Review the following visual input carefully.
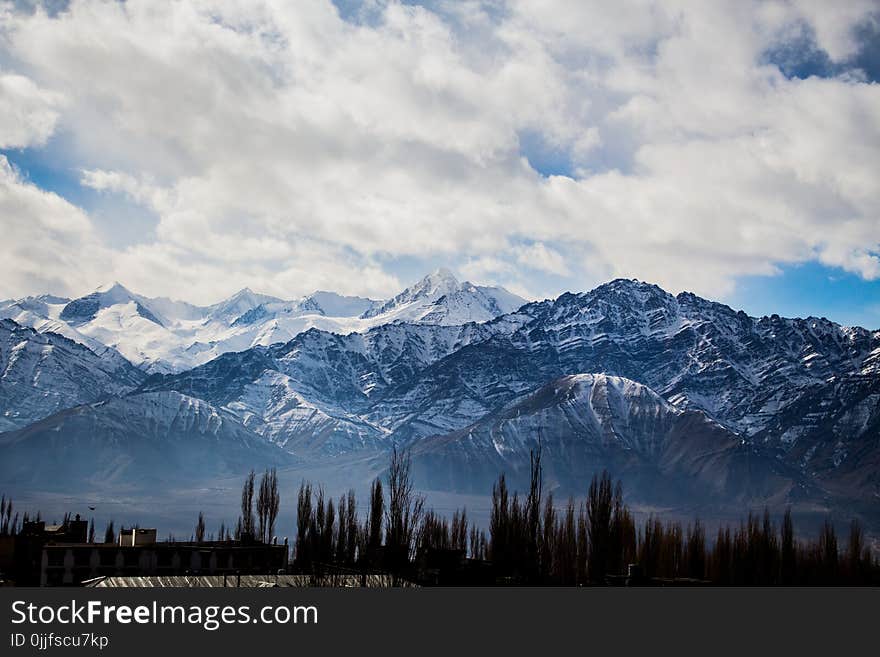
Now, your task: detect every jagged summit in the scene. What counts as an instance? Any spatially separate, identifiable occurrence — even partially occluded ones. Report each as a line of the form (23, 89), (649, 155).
(361, 268), (463, 319)
(60, 282), (164, 327)
(94, 281), (131, 294)
(588, 278), (675, 304)
(207, 287), (283, 321)
(423, 267), (459, 286)
(0, 270), (524, 372)
(361, 269), (525, 325)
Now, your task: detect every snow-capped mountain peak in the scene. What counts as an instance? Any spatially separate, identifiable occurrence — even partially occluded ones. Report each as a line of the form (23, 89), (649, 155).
(207, 288), (283, 322)
(60, 282), (165, 327)
(361, 268), (461, 318)
(0, 270), (525, 372)
(361, 269), (526, 325)
(95, 281), (129, 295)
(3, 274), (878, 513)
(418, 267), (460, 294)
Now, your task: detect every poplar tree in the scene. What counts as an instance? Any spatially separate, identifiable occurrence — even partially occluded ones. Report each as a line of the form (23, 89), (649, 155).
(364, 478), (384, 568)
(385, 448), (424, 576)
(240, 470), (256, 539)
(587, 471), (613, 583)
(780, 508), (796, 584)
(257, 468), (280, 544)
(195, 512), (206, 543)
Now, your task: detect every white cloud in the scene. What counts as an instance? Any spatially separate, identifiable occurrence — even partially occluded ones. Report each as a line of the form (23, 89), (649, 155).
(0, 72), (63, 148)
(0, 0), (877, 304)
(0, 155), (111, 298)
(511, 242), (570, 277)
(790, 0), (878, 61)
(80, 168), (168, 208)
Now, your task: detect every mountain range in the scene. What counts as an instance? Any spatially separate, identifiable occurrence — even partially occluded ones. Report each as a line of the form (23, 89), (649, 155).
(0, 269), (524, 373)
(0, 270), (877, 521)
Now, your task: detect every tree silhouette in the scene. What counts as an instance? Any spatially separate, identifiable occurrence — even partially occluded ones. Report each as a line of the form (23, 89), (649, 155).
(240, 469), (256, 540)
(257, 468), (280, 544)
(385, 448), (425, 577)
(195, 511), (206, 543)
(780, 508), (796, 584)
(587, 470), (614, 583)
(103, 520), (115, 544)
(363, 478), (384, 569)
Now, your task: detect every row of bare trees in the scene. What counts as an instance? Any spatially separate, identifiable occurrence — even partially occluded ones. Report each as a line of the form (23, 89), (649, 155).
(230, 467), (281, 544)
(487, 455), (639, 584)
(488, 454), (878, 585)
(183, 467), (281, 545)
(4, 447), (878, 585)
(292, 448), (427, 577)
(281, 447), (879, 585)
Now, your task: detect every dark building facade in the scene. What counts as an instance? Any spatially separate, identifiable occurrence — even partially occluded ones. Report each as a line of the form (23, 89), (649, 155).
(1, 515), (288, 586)
(40, 540), (289, 586)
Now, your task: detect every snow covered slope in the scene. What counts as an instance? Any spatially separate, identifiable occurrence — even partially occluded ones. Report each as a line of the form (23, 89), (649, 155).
(2, 275), (876, 511)
(409, 374), (809, 503)
(0, 318), (144, 432)
(0, 391), (291, 489)
(374, 279), (880, 442)
(362, 268), (525, 325)
(138, 278), (878, 488)
(0, 271), (524, 373)
(139, 322), (490, 455)
(753, 374), (880, 500)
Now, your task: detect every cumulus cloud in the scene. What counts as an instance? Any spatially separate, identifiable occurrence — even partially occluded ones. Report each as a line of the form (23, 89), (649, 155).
(0, 71), (63, 148)
(511, 243), (570, 277)
(0, 155), (110, 298)
(0, 0), (877, 304)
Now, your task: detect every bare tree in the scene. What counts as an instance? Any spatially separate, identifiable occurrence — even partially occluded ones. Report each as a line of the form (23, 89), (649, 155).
(540, 492), (556, 582)
(294, 481), (313, 569)
(469, 523), (486, 560)
(240, 470), (256, 540)
(587, 470), (613, 583)
(385, 447), (425, 577)
(556, 498), (577, 585)
(781, 507), (796, 584)
(0, 496), (10, 535)
(257, 468), (280, 544)
(819, 519), (839, 583)
(363, 478), (384, 568)
(344, 489), (359, 565)
(336, 489), (359, 566)
(524, 447), (543, 581)
(195, 511), (206, 543)
(489, 474), (510, 570)
(451, 508), (468, 552)
(846, 520), (865, 584)
(685, 519), (706, 580)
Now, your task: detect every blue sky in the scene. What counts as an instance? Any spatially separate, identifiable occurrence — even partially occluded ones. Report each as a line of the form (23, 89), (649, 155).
(728, 264), (880, 329)
(0, 1), (878, 329)
(1, 139), (159, 248)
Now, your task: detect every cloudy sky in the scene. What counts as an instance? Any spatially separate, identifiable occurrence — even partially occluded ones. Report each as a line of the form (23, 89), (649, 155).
(1, 0), (878, 327)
